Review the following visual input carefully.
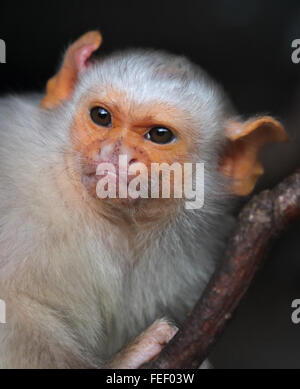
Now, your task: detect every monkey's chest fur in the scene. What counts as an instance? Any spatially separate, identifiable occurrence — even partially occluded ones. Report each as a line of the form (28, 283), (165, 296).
(1, 203), (226, 362)
(44, 211), (227, 360)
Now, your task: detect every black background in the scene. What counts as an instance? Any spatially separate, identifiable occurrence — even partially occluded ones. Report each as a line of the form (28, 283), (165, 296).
(1, 0), (300, 368)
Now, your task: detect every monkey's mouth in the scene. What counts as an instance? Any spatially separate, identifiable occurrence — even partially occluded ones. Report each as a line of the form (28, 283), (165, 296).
(81, 167), (146, 204)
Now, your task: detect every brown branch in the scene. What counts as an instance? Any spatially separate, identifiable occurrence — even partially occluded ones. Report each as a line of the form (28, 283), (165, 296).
(140, 169), (300, 369)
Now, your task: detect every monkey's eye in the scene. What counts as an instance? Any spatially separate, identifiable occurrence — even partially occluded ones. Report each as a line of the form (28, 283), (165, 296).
(90, 106), (112, 127)
(145, 127), (175, 144)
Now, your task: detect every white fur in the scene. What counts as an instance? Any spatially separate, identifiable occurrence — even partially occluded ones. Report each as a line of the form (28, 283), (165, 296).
(0, 50), (235, 368)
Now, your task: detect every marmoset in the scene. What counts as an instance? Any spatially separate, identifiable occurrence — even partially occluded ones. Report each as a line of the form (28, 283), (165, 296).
(0, 31), (288, 368)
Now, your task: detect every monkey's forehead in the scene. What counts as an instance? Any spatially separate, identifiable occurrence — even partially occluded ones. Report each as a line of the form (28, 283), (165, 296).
(75, 49), (228, 117)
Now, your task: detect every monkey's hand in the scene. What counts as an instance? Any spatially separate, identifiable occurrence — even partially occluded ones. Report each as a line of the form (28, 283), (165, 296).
(106, 319), (177, 369)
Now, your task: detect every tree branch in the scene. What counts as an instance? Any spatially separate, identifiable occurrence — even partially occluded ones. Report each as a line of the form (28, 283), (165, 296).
(140, 169), (300, 369)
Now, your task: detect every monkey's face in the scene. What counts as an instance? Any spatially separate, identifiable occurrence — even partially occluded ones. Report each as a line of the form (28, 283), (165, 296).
(41, 31), (288, 206)
(70, 90), (197, 207)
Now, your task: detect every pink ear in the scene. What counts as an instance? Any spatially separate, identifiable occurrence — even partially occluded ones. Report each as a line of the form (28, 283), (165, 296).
(74, 43), (99, 73)
(41, 31), (102, 109)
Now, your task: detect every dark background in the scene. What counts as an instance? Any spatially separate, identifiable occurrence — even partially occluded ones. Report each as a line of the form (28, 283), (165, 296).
(1, 0), (300, 368)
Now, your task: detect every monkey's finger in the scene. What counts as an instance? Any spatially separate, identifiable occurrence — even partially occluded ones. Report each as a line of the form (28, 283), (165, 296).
(107, 319), (178, 369)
